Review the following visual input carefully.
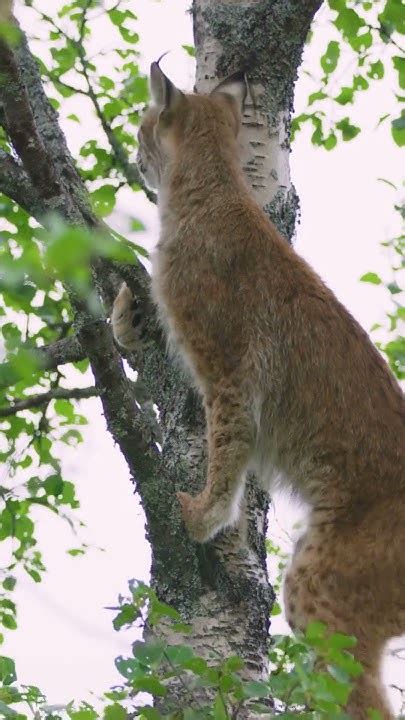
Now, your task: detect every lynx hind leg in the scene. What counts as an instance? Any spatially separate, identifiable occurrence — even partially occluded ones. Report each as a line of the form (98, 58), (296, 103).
(178, 384), (256, 543)
(283, 535), (394, 720)
(111, 283), (141, 350)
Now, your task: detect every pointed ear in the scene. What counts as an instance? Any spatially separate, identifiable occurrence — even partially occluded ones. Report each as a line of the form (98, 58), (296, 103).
(211, 71), (247, 113)
(150, 62), (184, 110)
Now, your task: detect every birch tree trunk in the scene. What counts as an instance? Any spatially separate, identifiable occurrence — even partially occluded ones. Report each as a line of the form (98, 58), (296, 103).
(0, 0), (321, 716)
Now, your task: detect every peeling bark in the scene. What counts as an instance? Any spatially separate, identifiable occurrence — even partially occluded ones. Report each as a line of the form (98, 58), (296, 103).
(193, 0), (321, 240)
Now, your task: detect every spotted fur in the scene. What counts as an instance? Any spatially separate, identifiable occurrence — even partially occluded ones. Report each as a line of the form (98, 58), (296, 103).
(112, 63), (405, 719)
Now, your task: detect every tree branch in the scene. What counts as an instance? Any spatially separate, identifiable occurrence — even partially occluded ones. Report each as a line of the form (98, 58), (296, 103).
(0, 149), (46, 215)
(0, 34), (60, 198)
(0, 335), (87, 390)
(0, 386), (99, 417)
(14, 32), (96, 226)
(34, 335), (87, 370)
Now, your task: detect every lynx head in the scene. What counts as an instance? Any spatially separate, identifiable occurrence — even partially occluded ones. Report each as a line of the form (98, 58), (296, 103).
(136, 62), (247, 191)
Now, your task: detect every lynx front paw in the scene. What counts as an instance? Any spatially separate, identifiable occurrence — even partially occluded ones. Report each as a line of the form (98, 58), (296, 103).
(111, 283), (142, 350)
(176, 491), (226, 543)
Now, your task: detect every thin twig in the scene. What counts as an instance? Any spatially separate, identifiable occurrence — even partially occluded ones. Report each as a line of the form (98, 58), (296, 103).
(0, 386), (100, 417)
(78, 51), (156, 202)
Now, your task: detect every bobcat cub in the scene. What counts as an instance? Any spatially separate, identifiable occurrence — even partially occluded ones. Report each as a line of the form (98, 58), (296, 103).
(112, 63), (405, 720)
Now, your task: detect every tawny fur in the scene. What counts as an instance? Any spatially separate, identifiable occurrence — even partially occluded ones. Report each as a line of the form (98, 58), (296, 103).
(112, 65), (405, 720)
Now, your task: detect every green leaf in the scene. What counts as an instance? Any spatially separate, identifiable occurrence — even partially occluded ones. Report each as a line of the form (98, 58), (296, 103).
(115, 657), (137, 681)
(135, 709), (160, 720)
(305, 621), (327, 643)
(0, 657), (16, 685)
(336, 117), (361, 141)
(164, 644), (194, 666)
(68, 709), (97, 720)
(43, 474), (64, 497)
(132, 641), (165, 666)
(132, 676), (167, 697)
(360, 272), (382, 285)
(125, 76), (148, 104)
(14, 515), (34, 544)
(25, 569), (41, 584)
(182, 44), (196, 57)
(368, 711), (383, 720)
(104, 692), (127, 702)
(0, 686), (21, 704)
(213, 694), (227, 720)
(0, 616), (16, 631)
(108, 8), (137, 26)
(324, 133), (337, 151)
(61, 481), (79, 508)
(2, 578), (16, 592)
(350, 29), (372, 51)
(99, 76), (115, 92)
(393, 56), (405, 89)
(182, 657), (208, 675)
(334, 9), (364, 39)
(379, 0), (405, 35)
(308, 90), (328, 105)
(148, 598), (181, 624)
(368, 61), (384, 80)
(387, 282), (402, 295)
(328, 632), (357, 650)
(223, 655), (244, 672)
(91, 184), (117, 218)
(104, 704), (127, 720)
(335, 87), (354, 105)
(391, 112), (405, 146)
(113, 603), (139, 631)
(118, 27), (139, 44)
(54, 399), (75, 421)
(320, 41), (340, 74)
(353, 75), (369, 91)
(50, 44), (77, 76)
(67, 548), (86, 557)
(383, 337), (405, 379)
(377, 113), (390, 127)
(0, 21), (21, 46)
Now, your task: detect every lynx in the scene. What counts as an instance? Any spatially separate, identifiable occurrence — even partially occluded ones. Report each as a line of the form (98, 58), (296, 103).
(112, 62), (405, 719)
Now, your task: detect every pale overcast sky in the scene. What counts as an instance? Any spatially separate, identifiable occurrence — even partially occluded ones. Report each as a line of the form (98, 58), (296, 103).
(1, 0), (403, 715)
